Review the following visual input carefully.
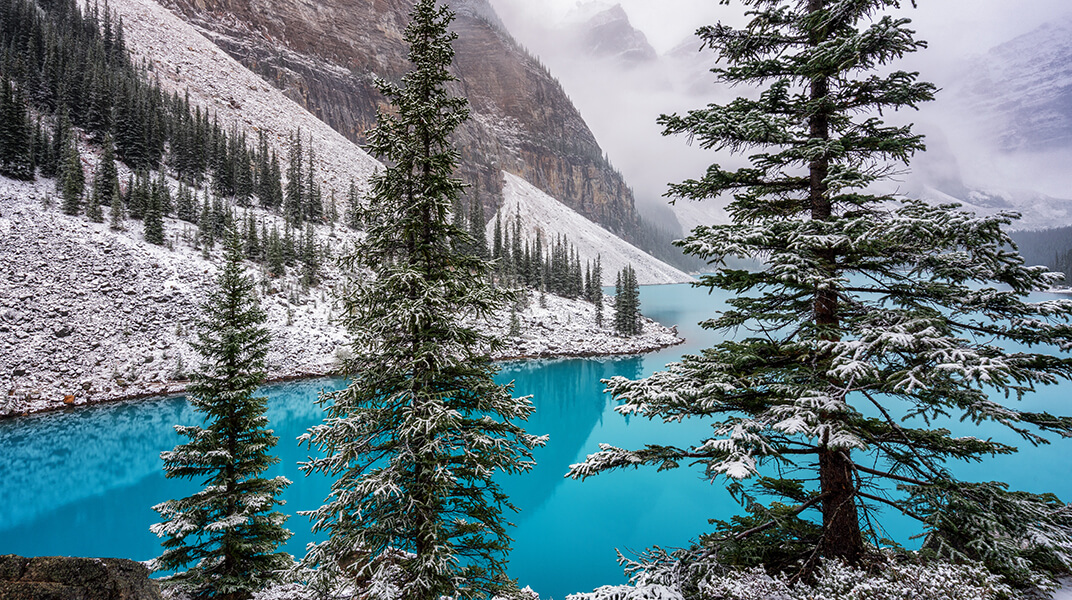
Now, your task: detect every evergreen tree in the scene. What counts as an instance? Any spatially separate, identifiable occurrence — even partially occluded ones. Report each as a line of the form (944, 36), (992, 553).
(568, 0), (1072, 591)
(143, 188), (164, 245)
(91, 135), (119, 208)
(244, 213), (260, 261)
(176, 181), (197, 223)
(303, 144), (322, 222)
(300, 221), (318, 287)
(0, 77), (34, 180)
(266, 224), (283, 277)
(60, 139), (84, 215)
(283, 131), (303, 224)
(612, 265), (640, 336)
(298, 3), (544, 598)
(344, 179), (362, 230)
(108, 187), (124, 230)
(492, 212), (503, 264)
(468, 194), (488, 258)
(591, 255), (604, 326)
(151, 230), (290, 599)
(85, 189), (103, 222)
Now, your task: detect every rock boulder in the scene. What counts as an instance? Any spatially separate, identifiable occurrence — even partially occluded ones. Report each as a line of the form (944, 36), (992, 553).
(0, 555), (161, 600)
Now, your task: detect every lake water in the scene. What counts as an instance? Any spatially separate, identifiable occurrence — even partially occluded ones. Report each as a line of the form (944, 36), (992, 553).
(1, 283), (1070, 599)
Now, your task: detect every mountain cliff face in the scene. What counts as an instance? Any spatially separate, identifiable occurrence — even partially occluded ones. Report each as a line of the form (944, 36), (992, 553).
(157, 0), (640, 235)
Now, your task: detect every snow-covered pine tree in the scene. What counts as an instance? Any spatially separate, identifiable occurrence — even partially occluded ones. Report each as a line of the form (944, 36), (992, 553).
(297, 2), (545, 598)
(144, 190), (164, 245)
(91, 136), (119, 208)
(0, 77), (34, 181)
(151, 229), (290, 600)
(468, 194), (488, 258)
(568, 0), (1072, 590)
(108, 188), (124, 231)
(60, 139), (83, 216)
(284, 131), (303, 224)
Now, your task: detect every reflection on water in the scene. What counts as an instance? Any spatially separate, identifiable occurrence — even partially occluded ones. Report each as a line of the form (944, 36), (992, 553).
(1, 284), (1070, 600)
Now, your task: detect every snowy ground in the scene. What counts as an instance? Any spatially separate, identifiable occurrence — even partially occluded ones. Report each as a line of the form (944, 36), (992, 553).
(0, 178), (682, 418)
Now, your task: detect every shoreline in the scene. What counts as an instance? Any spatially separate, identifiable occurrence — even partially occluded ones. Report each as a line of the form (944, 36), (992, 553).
(0, 335), (686, 422)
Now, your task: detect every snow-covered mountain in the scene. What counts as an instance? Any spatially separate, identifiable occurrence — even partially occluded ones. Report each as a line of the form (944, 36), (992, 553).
(953, 15), (1072, 153)
(563, 3), (657, 65)
(491, 172), (692, 285)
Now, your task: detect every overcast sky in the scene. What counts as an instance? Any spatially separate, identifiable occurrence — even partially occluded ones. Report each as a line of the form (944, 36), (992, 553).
(486, 0), (1072, 225)
(491, 0), (1068, 56)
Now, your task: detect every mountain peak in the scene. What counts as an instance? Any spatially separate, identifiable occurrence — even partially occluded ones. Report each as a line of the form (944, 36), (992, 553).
(566, 2), (656, 64)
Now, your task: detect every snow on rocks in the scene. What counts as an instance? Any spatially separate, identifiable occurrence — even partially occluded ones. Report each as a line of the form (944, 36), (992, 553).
(104, 0), (381, 198)
(492, 172), (694, 286)
(0, 177), (682, 418)
(482, 290), (681, 359)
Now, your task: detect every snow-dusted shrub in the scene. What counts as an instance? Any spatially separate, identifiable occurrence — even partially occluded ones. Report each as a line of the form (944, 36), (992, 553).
(578, 552), (1021, 600)
(797, 559), (1014, 600)
(566, 584), (685, 600)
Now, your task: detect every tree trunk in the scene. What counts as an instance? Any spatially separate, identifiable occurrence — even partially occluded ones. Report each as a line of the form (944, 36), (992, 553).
(808, 0), (863, 564)
(819, 447), (863, 562)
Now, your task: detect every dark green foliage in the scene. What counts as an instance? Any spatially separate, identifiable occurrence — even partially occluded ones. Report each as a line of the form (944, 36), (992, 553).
(344, 180), (361, 229)
(299, 222), (318, 287)
(128, 170), (150, 220)
(283, 132), (302, 224)
(60, 138), (83, 215)
(468, 194), (488, 258)
(0, 77), (34, 180)
(108, 187), (123, 230)
(569, 0), (1072, 591)
(151, 230), (290, 600)
(303, 145), (321, 222)
(613, 264), (640, 336)
(298, 2), (544, 598)
(91, 135), (118, 207)
(143, 186), (164, 245)
(265, 225), (283, 277)
(175, 180), (197, 223)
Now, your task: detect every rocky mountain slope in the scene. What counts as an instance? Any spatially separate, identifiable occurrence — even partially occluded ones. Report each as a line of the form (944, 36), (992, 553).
(0, 177), (681, 418)
(147, 0), (642, 236)
(493, 172), (692, 285)
(111, 0), (381, 200)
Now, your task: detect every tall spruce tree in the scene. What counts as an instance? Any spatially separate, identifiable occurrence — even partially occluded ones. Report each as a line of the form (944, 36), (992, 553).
(60, 139), (84, 216)
(91, 135), (119, 208)
(568, 0), (1072, 591)
(151, 230), (290, 600)
(0, 77), (34, 180)
(297, 2), (544, 598)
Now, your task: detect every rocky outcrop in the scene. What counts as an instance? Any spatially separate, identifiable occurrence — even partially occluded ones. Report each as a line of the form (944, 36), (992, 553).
(0, 555), (161, 600)
(156, 0), (641, 235)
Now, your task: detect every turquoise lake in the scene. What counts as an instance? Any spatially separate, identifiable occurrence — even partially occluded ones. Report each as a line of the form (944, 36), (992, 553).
(1, 283), (1071, 599)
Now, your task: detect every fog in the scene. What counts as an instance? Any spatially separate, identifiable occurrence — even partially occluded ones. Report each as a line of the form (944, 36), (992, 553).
(487, 0), (1072, 230)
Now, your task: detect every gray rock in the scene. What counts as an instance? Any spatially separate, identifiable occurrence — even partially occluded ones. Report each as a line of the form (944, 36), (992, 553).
(0, 555), (161, 600)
